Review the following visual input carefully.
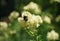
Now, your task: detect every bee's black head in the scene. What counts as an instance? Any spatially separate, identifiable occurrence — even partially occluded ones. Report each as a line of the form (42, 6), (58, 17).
(23, 16), (28, 21)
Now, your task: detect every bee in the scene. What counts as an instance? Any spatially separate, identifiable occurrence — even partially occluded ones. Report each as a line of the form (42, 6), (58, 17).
(23, 16), (28, 21)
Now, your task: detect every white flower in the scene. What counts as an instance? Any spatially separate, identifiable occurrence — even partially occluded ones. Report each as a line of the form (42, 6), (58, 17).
(36, 24), (40, 27)
(18, 11), (31, 27)
(55, 15), (60, 22)
(54, 0), (60, 2)
(0, 22), (8, 30)
(50, 0), (60, 3)
(19, 11), (43, 31)
(29, 15), (43, 28)
(18, 11), (43, 29)
(47, 30), (59, 40)
(9, 11), (19, 21)
(36, 15), (43, 24)
(43, 16), (51, 24)
(23, 2), (41, 14)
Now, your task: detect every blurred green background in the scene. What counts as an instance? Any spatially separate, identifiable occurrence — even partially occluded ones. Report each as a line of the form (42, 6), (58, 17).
(0, 0), (60, 41)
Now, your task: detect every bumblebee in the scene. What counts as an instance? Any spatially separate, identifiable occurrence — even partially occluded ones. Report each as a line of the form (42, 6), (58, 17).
(23, 16), (28, 21)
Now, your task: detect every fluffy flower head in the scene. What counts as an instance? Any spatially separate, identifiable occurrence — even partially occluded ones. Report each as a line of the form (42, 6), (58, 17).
(9, 11), (19, 21)
(43, 16), (51, 24)
(18, 11), (43, 28)
(47, 30), (59, 40)
(23, 2), (41, 14)
(0, 22), (8, 30)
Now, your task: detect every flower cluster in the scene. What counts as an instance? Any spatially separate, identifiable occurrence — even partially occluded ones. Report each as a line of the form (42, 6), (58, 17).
(43, 16), (51, 24)
(55, 15), (60, 22)
(50, 0), (60, 3)
(23, 2), (41, 14)
(0, 1), (60, 41)
(18, 11), (43, 30)
(47, 30), (59, 40)
(0, 22), (8, 31)
(9, 11), (19, 21)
